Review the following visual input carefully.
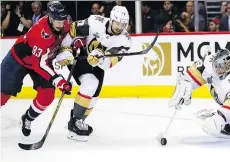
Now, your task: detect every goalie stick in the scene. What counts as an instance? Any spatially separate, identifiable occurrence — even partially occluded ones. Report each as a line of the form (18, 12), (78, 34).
(18, 58), (78, 150)
(78, 31), (159, 59)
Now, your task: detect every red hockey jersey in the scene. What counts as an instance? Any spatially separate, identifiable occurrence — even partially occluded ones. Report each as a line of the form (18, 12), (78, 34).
(11, 16), (71, 81)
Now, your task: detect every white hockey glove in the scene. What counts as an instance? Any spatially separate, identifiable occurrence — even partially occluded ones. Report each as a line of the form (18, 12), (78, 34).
(169, 73), (193, 108)
(56, 51), (74, 66)
(87, 49), (105, 67)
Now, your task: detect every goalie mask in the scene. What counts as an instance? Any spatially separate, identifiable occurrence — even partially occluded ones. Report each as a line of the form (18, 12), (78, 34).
(212, 49), (230, 79)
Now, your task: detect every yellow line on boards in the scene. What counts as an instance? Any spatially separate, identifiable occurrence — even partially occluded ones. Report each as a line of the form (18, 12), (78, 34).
(12, 85), (212, 98)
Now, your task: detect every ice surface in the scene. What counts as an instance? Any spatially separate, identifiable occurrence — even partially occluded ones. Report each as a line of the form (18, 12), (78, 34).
(1, 98), (229, 162)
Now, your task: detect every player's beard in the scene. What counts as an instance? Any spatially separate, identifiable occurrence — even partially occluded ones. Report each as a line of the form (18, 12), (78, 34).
(111, 28), (121, 35)
(51, 26), (64, 35)
(48, 19), (64, 35)
(53, 28), (64, 35)
(111, 24), (122, 35)
(54, 26), (63, 31)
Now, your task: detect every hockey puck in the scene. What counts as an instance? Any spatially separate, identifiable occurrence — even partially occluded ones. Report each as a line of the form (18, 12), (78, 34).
(160, 138), (167, 146)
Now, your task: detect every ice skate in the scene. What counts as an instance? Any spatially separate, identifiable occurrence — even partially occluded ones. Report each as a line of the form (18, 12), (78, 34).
(67, 117), (93, 142)
(19, 114), (31, 137)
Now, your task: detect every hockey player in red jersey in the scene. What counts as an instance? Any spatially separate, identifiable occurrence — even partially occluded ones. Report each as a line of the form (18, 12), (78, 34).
(0, 2), (72, 137)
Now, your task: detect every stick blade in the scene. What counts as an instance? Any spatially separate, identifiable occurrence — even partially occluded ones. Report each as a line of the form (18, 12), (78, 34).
(156, 132), (164, 142)
(18, 141), (44, 150)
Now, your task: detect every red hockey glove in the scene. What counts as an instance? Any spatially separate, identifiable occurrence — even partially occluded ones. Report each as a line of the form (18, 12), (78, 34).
(57, 79), (72, 95)
(51, 75), (72, 95)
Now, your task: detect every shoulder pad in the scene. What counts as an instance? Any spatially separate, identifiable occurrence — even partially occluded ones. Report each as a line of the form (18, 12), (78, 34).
(88, 15), (108, 33)
(91, 15), (106, 24)
(194, 60), (204, 68)
(69, 19), (89, 38)
(194, 59), (205, 74)
(69, 22), (76, 38)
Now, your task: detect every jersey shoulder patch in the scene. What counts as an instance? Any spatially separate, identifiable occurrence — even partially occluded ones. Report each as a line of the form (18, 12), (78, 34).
(88, 15), (108, 34)
(89, 15), (106, 24)
(27, 23), (54, 49)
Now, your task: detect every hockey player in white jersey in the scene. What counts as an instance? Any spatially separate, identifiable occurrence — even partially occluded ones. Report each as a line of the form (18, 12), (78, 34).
(170, 48), (230, 138)
(56, 5), (131, 141)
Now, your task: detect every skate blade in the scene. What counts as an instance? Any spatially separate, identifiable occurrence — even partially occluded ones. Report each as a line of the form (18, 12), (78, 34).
(67, 131), (88, 142)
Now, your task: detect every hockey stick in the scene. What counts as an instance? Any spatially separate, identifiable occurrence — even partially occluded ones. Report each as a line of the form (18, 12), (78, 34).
(156, 106), (181, 145)
(18, 59), (78, 150)
(78, 31), (159, 59)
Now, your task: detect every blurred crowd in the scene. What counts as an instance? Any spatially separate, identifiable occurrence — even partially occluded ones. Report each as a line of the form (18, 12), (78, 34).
(1, 1), (230, 37)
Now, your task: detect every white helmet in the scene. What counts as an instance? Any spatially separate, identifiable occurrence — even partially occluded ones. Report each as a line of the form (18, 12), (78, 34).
(110, 5), (129, 25)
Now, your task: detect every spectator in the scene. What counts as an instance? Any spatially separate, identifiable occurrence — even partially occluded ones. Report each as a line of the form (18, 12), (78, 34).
(185, 1), (206, 31)
(1, 2), (9, 36)
(141, 2), (158, 33)
(91, 3), (101, 15)
(31, 1), (44, 24)
(100, 1), (120, 17)
(1, 1), (32, 36)
(156, 1), (177, 32)
(219, 1), (230, 31)
(208, 17), (220, 32)
(219, 1), (228, 19)
(174, 11), (194, 32)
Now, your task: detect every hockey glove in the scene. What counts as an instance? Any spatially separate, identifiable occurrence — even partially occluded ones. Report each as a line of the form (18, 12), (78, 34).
(56, 49), (75, 67)
(52, 75), (72, 95)
(57, 56), (74, 66)
(56, 45), (75, 66)
(169, 73), (193, 108)
(87, 49), (105, 67)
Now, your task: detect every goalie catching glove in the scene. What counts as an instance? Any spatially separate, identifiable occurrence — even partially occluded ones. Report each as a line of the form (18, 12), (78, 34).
(169, 73), (193, 108)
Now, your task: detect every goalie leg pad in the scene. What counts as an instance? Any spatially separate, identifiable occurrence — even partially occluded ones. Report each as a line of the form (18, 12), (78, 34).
(201, 110), (230, 138)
